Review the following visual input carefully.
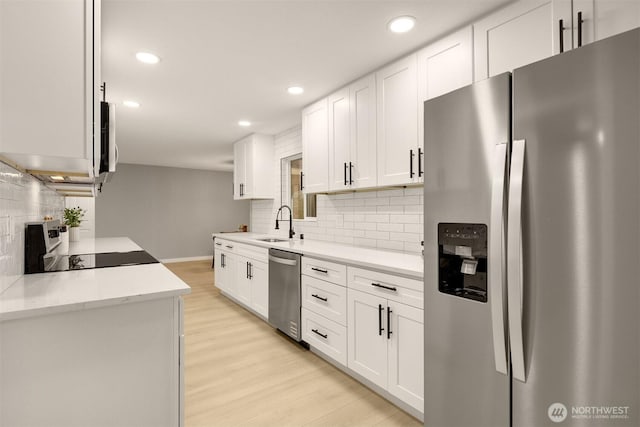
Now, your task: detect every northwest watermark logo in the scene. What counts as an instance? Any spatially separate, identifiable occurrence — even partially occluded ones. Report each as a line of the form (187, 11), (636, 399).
(548, 403), (631, 423)
(548, 403), (568, 423)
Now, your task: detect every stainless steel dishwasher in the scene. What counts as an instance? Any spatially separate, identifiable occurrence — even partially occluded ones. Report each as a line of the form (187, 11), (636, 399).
(268, 248), (302, 341)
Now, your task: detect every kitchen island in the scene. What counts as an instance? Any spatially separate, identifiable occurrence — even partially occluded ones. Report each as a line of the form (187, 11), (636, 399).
(0, 237), (190, 427)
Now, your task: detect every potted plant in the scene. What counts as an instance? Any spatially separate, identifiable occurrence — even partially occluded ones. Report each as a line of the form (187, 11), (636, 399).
(63, 206), (85, 242)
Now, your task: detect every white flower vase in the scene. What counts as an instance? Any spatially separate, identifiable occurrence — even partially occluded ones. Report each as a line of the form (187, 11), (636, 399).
(69, 226), (81, 242)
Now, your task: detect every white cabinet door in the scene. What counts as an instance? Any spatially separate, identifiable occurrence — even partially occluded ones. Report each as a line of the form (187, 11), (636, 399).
(376, 54), (419, 186)
(328, 88), (351, 191)
(418, 26), (473, 102)
(302, 98), (329, 193)
(249, 260), (268, 318)
(350, 74), (377, 189)
(233, 139), (246, 200)
(214, 250), (225, 291)
(387, 302), (424, 413)
(592, 0), (640, 42)
(347, 289), (388, 389)
(474, 0), (571, 81)
(233, 134), (274, 200)
(217, 251), (236, 296)
(0, 0), (99, 175)
(235, 256), (252, 306)
(418, 26), (473, 181)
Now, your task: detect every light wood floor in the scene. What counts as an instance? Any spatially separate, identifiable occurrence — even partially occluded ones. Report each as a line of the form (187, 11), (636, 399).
(164, 260), (422, 427)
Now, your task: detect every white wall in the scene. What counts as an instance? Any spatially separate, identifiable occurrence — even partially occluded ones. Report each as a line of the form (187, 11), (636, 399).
(0, 161), (64, 293)
(250, 126), (424, 253)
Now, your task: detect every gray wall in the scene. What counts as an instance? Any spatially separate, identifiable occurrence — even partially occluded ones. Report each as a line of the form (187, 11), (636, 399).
(96, 163), (250, 260)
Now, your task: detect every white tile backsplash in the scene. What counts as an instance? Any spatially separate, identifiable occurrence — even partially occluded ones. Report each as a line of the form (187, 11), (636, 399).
(250, 125), (425, 254)
(0, 162), (64, 293)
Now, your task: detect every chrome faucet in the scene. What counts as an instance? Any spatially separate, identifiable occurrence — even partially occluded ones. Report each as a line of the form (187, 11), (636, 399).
(275, 205), (295, 239)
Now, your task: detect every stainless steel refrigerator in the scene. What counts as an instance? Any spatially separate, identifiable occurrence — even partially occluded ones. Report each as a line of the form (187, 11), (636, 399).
(423, 28), (639, 427)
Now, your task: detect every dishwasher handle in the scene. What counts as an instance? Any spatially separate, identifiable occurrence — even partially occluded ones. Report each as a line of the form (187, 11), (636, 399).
(269, 255), (298, 266)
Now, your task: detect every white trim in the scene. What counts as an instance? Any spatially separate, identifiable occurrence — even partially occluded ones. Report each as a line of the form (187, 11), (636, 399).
(160, 256), (212, 264)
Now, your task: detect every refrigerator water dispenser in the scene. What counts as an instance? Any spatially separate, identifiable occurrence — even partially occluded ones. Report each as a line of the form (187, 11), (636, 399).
(438, 223), (487, 302)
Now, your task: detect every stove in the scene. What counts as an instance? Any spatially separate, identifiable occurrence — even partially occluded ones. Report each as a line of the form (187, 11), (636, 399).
(42, 250), (159, 272)
(25, 221), (159, 274)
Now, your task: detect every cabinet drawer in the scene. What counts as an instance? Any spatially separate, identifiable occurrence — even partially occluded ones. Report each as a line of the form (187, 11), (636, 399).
(234, 242), (268, 263)
(302, 257), (346, 286)
(302, 276), (347, 326)
(347, 266), (423, 309)
(302, 308), (347, 367)
(215, 238), (236, 253)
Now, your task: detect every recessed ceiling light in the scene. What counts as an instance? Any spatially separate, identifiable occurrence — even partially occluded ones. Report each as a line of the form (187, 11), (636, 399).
(388, 16), (416, 33)
(287, 86), (304, 95)
(238, 120), (251, 127)
(135, 52), (160, 64)
(123, 100), (140, 108)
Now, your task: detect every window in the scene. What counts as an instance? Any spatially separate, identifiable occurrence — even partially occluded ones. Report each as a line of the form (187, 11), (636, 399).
(282, 154), (316, 219)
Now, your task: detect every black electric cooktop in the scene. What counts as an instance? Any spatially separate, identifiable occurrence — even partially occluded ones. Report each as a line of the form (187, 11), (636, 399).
(42, 250), (159, 273)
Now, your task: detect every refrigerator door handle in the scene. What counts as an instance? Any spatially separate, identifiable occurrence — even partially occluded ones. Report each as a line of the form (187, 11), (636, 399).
(507, 139), (527, 383)
(489, 142), (508, 376)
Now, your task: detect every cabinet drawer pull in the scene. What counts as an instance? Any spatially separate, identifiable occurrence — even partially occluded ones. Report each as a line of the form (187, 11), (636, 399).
(311, 294), (328, 302)
(559, 19), (565, 53)
(409, 149), (415, 178)
(387, 306), (392, 340)
(371, 282), (397, 292)
(418, 147), (423, 177)
(226, 245), (233, 249)
(311, 267), (328, 274)
(378, 304), (384, 336)
(215, 242), (222, 246)
(577, 11), (584, 47)
(312, 329), (328, 339)
(344, 162), (348, 186)
(349, 162), (353, 185)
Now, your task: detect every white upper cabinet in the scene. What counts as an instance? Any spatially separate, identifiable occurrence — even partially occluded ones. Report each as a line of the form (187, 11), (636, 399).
(0, 0), (101, 176)
(233, 133), (274, 200)
(328, 88), (351, 191)
(302, 98), (329, 194)
(417, 26), (473, 155)
(418, 27), (474, 102)
(376, 54), (419, 187)
(349, 74), (377, 189)
(474, 0), (570, 81)
(328, 74), (377, 191)
(474, 0), (639, 82)
(587, 0), (640, 43)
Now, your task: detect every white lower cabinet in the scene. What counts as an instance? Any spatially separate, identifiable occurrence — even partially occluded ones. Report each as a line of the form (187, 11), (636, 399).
(301, 257), (348, 366)
(346, 267), (424, 413)
(215, 240), (268, 319)
(0, 297), (183, 427)
(347, 289), (389, 388)
(386, 301), (424, 412)
(214, 241), (236, 296)
(301, 307), (347, 366)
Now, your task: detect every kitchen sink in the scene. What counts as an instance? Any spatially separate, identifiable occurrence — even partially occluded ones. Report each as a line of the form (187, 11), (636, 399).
(257, 238), (288, 243)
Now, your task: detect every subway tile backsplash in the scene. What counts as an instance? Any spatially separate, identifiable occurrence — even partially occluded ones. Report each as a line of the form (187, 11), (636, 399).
(0, 161), (64, 293)
(250, 125), (424, 254)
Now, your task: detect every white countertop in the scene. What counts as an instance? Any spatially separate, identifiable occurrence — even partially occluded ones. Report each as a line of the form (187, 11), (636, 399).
(66, 237), (143, 255)
(212, 233), (424, 279)
(0, 238), (190, 321)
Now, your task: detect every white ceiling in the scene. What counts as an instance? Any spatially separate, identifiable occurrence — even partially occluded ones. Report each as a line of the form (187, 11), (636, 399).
(102, 0), (513, 171)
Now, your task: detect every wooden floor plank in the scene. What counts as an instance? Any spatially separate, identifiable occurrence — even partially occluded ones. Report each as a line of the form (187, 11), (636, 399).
(164, 260), (422, 427)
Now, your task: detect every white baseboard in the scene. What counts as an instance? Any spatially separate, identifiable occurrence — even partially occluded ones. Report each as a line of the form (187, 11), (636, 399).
(160, 255), (212, 264)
